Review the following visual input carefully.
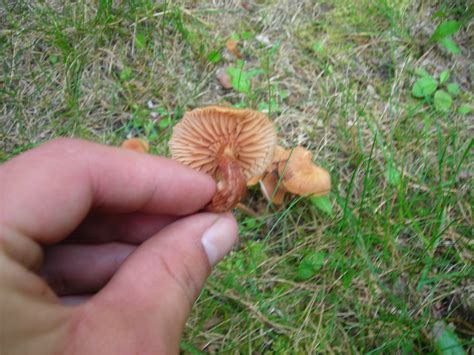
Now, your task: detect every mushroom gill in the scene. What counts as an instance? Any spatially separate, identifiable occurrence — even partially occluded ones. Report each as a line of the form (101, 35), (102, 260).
(169, 106), (277, 212)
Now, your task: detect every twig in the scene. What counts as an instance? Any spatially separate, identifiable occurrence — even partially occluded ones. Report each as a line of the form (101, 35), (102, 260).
(236, 202), (259, 218)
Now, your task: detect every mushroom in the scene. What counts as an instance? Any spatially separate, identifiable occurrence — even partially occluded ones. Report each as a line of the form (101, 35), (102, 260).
(121, 138), (149, 153)
(277, 146), (330, 197)
(246, 145), (286, 187)
(258, 145), (331, 205)
(169, 106), (277, 212)
(246, 174), (262, 186)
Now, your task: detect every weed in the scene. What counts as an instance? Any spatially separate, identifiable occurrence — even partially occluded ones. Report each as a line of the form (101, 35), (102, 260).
(412, 67), (470, 114)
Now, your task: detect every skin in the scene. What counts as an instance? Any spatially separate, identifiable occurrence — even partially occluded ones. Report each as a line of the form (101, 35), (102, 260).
(0, 138), (238, 355)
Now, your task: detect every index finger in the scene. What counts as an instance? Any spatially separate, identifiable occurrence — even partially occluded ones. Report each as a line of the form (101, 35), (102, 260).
(0, 138), (216, 244)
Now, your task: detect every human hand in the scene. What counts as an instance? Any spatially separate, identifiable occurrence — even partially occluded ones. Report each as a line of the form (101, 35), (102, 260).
(0, 138), (238, 354)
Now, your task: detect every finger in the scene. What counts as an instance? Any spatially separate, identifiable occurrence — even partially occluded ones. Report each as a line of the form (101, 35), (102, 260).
(0, 138), (216, 244)
(68, 213), (177, 244)
(0, 254), (74, 355)
(42, 243), (135, 296)
(0, 226), (43, 271)
(74, 213), (238, 353)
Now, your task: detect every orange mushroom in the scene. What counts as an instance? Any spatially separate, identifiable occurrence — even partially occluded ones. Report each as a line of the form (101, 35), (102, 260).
(277, 146), (330, 197)
(258, 145), (331, 205)
(226, 39), (242, 58)
(246, 174), (262, 186)
(169, 106), (277, 212)
(247, 145), (288, 186)
(121, 138), (149, 153)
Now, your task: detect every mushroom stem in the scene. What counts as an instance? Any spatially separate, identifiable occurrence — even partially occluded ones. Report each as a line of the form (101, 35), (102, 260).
(205, 154), (247, 212)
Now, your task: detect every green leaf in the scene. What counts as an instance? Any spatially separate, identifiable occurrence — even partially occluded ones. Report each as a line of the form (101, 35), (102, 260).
(49, 54), (59, 64)
(431, 20), (461, 41)
(434, 90), (452, 112)
(257, 98), (278, 113)
(243, 217), (257, 229)
(158, 116), (171, 129)
(312, 41), (324, 54)
(119, 67), (132, 81)
(257, 102), (269, 112)
(226, 63), (263, 94)
(310, 195), (333, 215)
(207, 50), (222, 63)
(432, 321), (466, 355)
(232, 102), (247, 109)
(447, 83), (460, 96)
(230, 33), (240, 41)
(457, 105), (471, 115)
(439, 70), (449, 84)
(297, 264), (315, 280)
(325, 64), (333, 75)
(412, 76), (438, 98)
(227, 67), (251, 93)
(415, 67), (430, 77)
(297, 252), (327, 280)
(279, 90), (289, 99)
(246, 68), (264, 77)
(439, 37), (461, 54)
(135, 32), (146, 50)
(385, 163), (401, 186)
(240, 31), (253, 40)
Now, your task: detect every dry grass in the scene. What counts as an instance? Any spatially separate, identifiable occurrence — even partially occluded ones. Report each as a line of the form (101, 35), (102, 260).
(1, 0), (473, 353)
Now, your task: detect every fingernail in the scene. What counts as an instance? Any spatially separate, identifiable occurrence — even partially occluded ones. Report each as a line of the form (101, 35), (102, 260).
(201, 214), (238, 267)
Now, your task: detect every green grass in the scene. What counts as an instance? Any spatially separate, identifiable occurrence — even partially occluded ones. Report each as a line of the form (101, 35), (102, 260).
(1, 0), (473, 353)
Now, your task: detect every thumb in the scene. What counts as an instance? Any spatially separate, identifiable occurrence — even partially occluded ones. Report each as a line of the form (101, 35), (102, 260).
(75, 213), (238, 353)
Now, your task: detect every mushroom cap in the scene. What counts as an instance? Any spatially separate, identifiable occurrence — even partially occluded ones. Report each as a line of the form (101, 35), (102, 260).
(272, 145), (289, 163)
(247, 145), (287, 186)
(169, 106), (277, 180)
(278, 146), (331, 196)
(121, 138), (149, 153)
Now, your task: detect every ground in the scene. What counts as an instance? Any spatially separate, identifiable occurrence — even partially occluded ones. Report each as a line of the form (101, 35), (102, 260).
(1, 0), (473, 353)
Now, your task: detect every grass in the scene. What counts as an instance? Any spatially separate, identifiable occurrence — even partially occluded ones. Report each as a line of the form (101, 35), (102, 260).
(1, 0), (473, 353)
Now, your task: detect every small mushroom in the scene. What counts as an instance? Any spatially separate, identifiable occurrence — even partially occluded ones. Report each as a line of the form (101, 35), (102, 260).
(247, 145), (288, 186)
(121, 138), (149, 153)
(277, 146), (331, 197)
(257, 145), (331, 205)
(169, 106), (277, 212)
(226, 39), (242, 58)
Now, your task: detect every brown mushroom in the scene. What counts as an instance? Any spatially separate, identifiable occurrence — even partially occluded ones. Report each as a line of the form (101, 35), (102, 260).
(277, 146), (331, 197)
(121, 138), (149, 153)
(257, 145), (330, 205)
(226, 39), (242, 58)
(247, 145), (288, 187)
(272, 145), (289, 162)
(169, 106), (277, 212)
